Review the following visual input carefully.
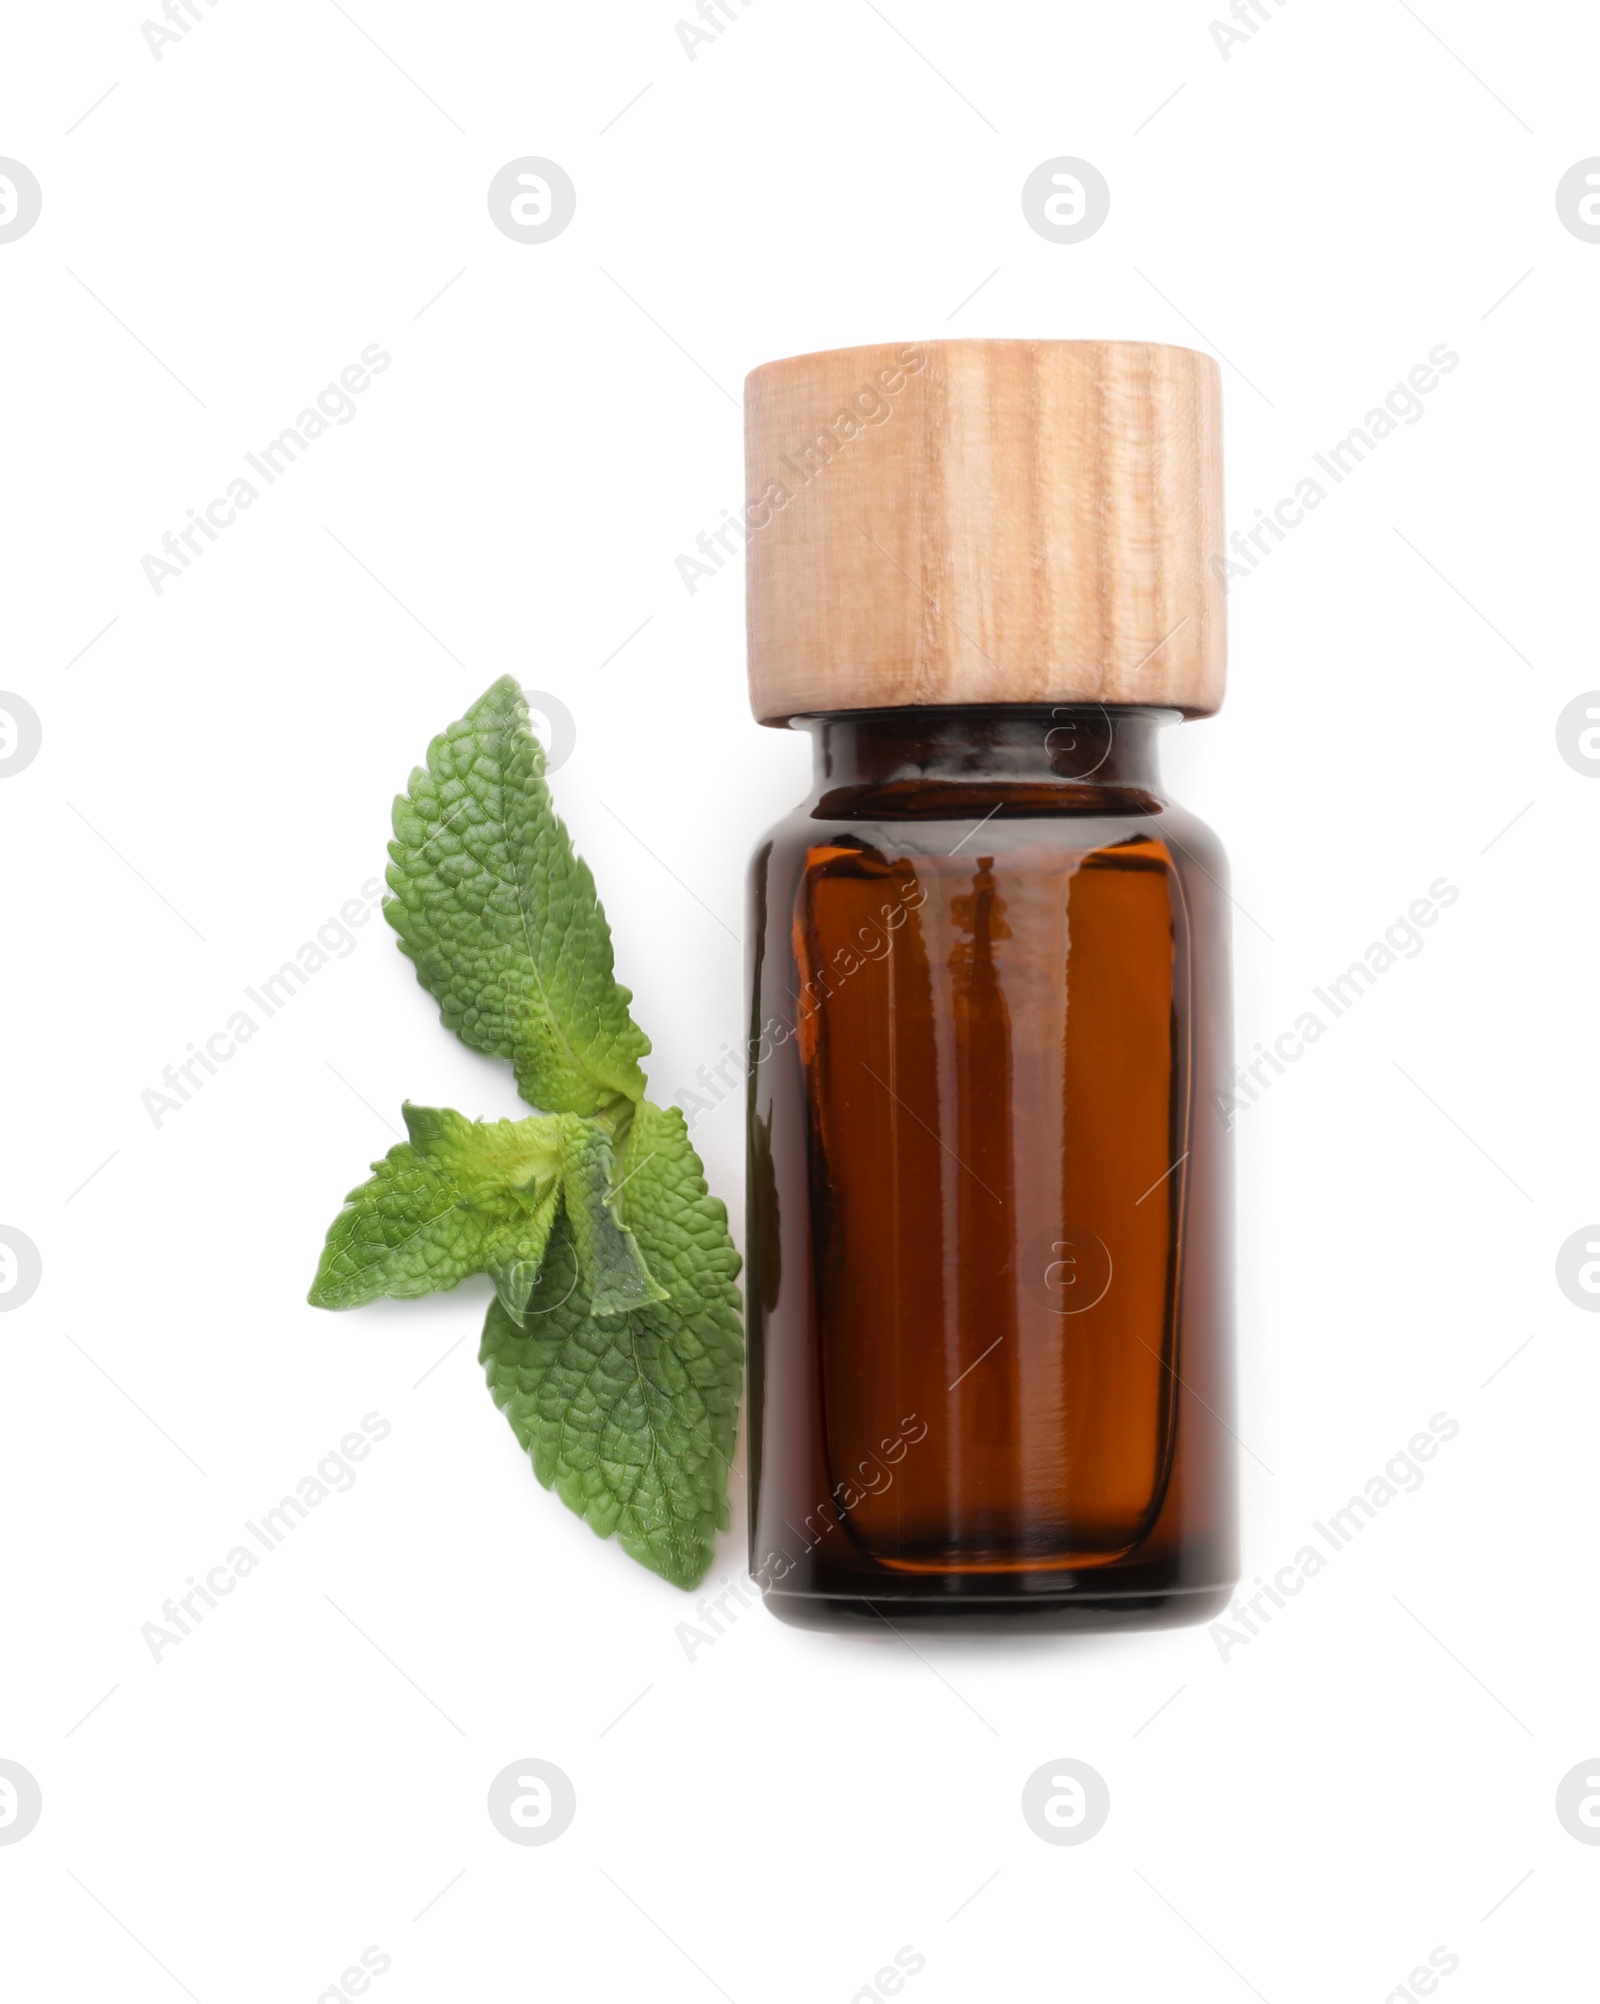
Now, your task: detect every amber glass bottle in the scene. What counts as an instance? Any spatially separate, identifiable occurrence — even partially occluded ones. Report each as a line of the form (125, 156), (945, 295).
(742, 340), (1236, 1629)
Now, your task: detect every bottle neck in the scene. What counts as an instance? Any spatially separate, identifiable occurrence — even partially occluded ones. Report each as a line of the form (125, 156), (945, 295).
(799, 705), (1175, 808)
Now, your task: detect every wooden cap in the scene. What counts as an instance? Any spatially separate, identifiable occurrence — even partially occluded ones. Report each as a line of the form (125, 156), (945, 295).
(743, 339), (1225, 723)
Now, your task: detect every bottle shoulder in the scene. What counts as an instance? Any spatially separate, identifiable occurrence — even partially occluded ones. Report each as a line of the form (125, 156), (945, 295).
(750, 790), (1225, 881)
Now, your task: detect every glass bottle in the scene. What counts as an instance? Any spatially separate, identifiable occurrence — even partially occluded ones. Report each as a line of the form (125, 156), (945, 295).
(741, 339), (1237, 1630)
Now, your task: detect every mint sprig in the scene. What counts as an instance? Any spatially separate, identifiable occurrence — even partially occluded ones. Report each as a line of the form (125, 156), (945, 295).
(307, 678), (743, 1590)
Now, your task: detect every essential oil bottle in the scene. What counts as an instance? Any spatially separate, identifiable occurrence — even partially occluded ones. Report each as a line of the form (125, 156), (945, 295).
(742, 339), (1237, 1630)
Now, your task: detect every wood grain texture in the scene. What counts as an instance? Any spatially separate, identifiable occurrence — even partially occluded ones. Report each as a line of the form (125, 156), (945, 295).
(743, 339), (1226, 723)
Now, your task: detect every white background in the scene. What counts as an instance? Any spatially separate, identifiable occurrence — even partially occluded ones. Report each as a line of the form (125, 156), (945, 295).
(3, 1), (1597, 1997)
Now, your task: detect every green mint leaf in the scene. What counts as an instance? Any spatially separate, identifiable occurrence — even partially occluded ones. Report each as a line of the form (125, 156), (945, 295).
(307, 1102), (570, 1311)
(481, 1099), (743, 1590)
(561, 1118), (669, 1317)
(384, 676), (650, 1117)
